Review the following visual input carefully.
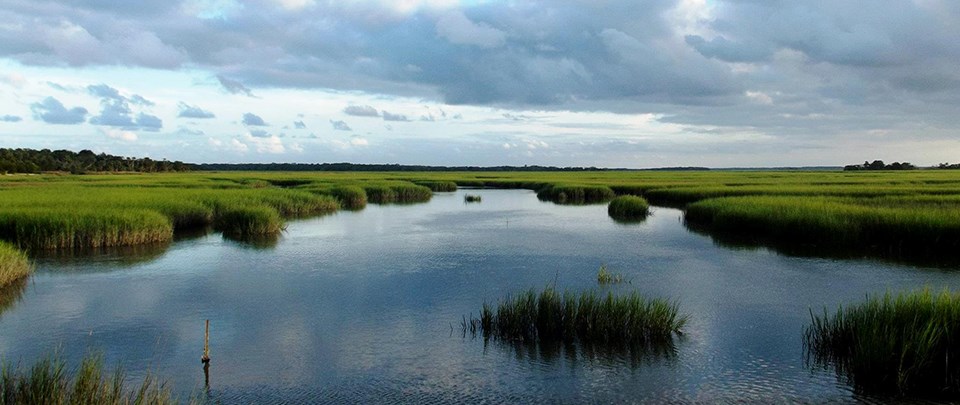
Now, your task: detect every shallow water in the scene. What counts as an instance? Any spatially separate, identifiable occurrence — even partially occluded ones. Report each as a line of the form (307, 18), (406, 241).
(2, 189), (959, 403)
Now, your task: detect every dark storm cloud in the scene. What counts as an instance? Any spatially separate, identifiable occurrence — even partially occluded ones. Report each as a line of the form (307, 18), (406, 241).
(242, 112), (267, 126)
(343, 105), (379, 117)
(3, 0), (960, 135)
(30, 97), (88, 125)
(177, 102), (215, 119)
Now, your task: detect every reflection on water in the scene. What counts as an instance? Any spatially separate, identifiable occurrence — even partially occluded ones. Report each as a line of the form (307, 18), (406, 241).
(684, 219), (960, 269)
(222, 233), (280, 250)
(30, 243), (172, 271)
(0, 189), (959, 403)
(481, 337), (679, 370)
(0, 277), (28, 317)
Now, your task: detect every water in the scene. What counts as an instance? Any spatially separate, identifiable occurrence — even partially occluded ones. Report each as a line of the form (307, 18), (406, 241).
(2, 189), (959, 403)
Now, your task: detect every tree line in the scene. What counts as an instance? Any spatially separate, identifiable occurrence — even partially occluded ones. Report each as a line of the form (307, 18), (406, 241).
(843, 160), (917, 171)
(0, 148), (190, 174)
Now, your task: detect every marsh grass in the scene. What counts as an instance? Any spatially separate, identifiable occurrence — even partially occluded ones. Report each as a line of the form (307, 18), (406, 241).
(464, 194), (482, 203)
(415, 181), (457, 192)
(329, 186), (367, 210)
(466, 288), (686, 346)
(0, 209), (174, 251)
(0, 353), (178, 404)
(363, 183), (433, 204)
(0, 242), (32, 288)
(685, 196), (960, 257)
(536, 184), (616, 205)
(804, 289), (960, 398)
(213, 206), (284, 238)
(607, 196), (650, 221)
(596, 264), (625, 284)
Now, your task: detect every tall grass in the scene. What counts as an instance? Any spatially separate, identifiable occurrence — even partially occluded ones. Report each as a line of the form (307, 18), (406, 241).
(468, 288), (686, 346)
(329, 186), (367, 210)
(536, 184), (616, 205)
(363, 183), (432, 204)
(805, 289), (960, 397)
(213, 206), (284, 238)
(414, 181), (457, 192)
(0, 241), (32, 288)
(607, 195), (650, 221)
(0, 353), (178, 404)
(0, 209), (174, 251)
(464, 194), (482, 203)
(685, 196), (960, 257)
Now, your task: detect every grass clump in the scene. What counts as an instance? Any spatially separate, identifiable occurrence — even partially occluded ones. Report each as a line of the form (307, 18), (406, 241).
(464, 194), (482, 203)
(607, 195), (650, 221)
(0, 242), (32, 288)
(537, 184), (616, 205)
(468, 288), (686, 346)
(329, 186), (367, 210)
(213, 206), (284, 238)
(596, 264), (625, 284)
(805, 289), (960, 398)
(0, 353), (177, 405)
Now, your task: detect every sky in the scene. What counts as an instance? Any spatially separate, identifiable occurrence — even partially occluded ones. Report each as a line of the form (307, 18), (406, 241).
(1, 0), (959, 168)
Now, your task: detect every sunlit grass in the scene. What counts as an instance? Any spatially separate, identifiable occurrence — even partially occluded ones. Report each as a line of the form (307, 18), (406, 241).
(0, 241), (32, 288)
(0, 353), (181, 404)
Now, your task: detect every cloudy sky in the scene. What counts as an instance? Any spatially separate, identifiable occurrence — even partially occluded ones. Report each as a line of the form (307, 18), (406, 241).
(1, 0), (958, 168)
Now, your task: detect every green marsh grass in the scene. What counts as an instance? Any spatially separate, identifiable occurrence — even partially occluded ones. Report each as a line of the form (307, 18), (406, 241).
(805, 289), (960, 397)
(415, 181), (457, 192)
(536, 184), (616, 205)
(607, 195), (650, 221)
(467, 288), (686, 346)
(464, 194), (482, 203)
(0, 353), (179, 405)
(0, 242), (32, 288)
(685, 195), (960, 257)
(213, 206), (284, 238)
(596, 264), (625, 284)
(327, 186), (367, 210)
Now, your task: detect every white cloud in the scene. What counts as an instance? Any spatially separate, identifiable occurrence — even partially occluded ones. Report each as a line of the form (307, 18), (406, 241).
(101, 127), (137, 142)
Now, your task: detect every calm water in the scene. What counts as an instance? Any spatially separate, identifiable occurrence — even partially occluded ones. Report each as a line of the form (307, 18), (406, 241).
(2, 189), (959, 403)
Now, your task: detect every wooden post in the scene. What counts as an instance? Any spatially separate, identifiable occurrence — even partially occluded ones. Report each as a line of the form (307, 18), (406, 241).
(201, 319), (210, 364)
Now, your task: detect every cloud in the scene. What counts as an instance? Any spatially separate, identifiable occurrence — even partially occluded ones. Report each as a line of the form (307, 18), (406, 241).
(381, 111), (410, 122)
(30, 97), (88, 124)
(175, 126), (204, 136)
(249, 129), (270, 138)
(330, 120), (352, 131)
(89, 100), (136, 127)
(100, 127), (137, 142)
(350, 135), (368, 146)
(177, 102), (216, 119)
(86, 84), (161, 129)
(1, 115), (22, 122)
(0, 73), (27, 88)
(242, 112), (268, 126)
(293, 120), (306, 129)
(217, 75), (254, 96)
(436, 10), (507, 48)
(136, 113), (163, 130)
(343, 105), (379, 117)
